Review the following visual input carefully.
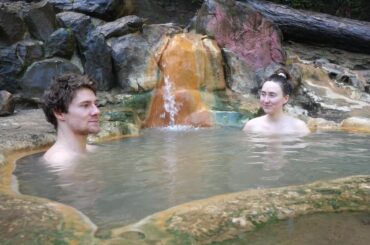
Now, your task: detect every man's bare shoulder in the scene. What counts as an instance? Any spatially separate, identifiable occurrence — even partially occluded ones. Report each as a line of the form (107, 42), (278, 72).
(43, 145), (78, 166)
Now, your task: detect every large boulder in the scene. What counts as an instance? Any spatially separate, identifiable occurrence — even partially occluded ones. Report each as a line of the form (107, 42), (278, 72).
(0, 40), (44, 93)
(45, 28), (75, 59)
(0, 76), (20, 95)
(0, 90), (14, 116)
(0, 46), (24, 91)
(195, 0), (285, 70)
(20, 58), (82, 97)
(95, 15), (145, 39)
(141, 23), (183, 55)
(133, 0), (201, 25)
(223, 49), (258, 94)
(56, 11), (95, 51)
(22, 0), (58, 41)
(111, 32), (160, 92)
(0, 2), (27, 46)
(49, 0), (135, 21)
(144, 33), (226, 127)
(83, 33), (114, 91)
(57, 11), (115, 90)
(16, 39), (44, 64)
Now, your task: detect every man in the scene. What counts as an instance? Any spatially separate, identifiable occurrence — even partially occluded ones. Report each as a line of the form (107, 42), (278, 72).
(42, 74), (100, 164)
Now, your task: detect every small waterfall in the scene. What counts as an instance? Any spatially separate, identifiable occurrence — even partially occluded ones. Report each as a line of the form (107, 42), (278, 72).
(162, 75), (179, 127)
(144, 33), (226, 128)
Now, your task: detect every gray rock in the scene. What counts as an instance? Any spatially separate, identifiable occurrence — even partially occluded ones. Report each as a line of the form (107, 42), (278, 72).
(45, 28), (75, 59)
(0, 109), (56, 154)
(0, 45), (24, 78)
(20, 58), (82, 97)
(0, 40), (43, 92)
(133, 0), (200, 25)
(0, 3), (26, 46)
(83, 33), (114, 91)
(141, 23), (183, 48)
(49, 0), (134, 20)
(56, 11), (94, 51)
(22, 0), (57, 41)
(111, 33), (160, 92)
(223, 49), (258, 94)
(95, 15), (145, 39)
(0, 90), (15, 116)
(15, 39), (44, 64)
(0, 76), (20, 94)
(249, 62), (287, 94)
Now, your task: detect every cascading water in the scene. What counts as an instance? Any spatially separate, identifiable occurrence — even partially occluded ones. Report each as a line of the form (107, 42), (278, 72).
(162, 75), (179, 127)
(144, 33), (226, 128)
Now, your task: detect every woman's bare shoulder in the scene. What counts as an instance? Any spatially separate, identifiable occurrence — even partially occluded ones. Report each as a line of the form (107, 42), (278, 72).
(289, 117), (310, 135)
(243, 116), (266, 132)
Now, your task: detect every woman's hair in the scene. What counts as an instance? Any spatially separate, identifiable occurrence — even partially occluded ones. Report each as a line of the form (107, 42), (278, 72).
(42, 74), (97, 129)
(264, 68), (293, 96)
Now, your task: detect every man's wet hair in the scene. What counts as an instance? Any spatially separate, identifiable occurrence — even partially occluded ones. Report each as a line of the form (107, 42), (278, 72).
(42, 74), (97, 129)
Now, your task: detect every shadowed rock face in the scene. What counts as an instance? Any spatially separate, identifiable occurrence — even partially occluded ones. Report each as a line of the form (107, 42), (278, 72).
(0, 6), (26, 46)
(0, 90), (14, 116)
(49, 0), (134, 21)
(133, 0), (202, 25)
(20, 58), (82, 97)
(144, 33), (225, 128)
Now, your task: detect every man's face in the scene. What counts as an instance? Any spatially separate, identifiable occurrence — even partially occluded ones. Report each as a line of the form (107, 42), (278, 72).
(62, 88), (100, 135)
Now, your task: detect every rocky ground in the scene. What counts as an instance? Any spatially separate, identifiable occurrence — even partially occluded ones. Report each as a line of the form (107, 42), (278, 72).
(0, 109), (54, 154)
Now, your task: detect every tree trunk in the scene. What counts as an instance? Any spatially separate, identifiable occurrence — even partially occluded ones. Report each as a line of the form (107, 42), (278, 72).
(242, 0), (370, 54)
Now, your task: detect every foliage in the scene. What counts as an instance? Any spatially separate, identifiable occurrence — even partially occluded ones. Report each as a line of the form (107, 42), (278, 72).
(267, 0), (370, 21)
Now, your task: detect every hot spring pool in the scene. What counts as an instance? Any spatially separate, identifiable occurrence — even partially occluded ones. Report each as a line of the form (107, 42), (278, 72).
(14, 127), (370, 230)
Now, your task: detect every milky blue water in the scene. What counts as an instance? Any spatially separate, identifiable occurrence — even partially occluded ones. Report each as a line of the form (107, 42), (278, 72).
(14, 128), (370, 229)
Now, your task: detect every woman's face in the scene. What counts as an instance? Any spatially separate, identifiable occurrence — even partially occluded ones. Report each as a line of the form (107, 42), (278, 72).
(259, 81), (289, 115)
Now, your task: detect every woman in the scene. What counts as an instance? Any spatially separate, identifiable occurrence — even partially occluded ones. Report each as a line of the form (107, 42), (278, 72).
(243, 69), (310, 136)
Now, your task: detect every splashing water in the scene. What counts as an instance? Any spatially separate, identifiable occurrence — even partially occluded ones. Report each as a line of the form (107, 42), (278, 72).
(163, 75), (179, 126)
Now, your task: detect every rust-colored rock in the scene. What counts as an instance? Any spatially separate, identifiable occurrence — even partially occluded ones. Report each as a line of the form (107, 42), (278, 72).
(145, 33), (225, 127)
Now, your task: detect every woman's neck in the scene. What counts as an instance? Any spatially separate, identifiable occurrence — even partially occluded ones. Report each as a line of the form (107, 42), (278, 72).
(266, 109), (285, 122)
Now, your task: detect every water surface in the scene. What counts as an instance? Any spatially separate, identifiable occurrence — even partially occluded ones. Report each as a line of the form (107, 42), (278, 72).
(14, 128), (370, 229)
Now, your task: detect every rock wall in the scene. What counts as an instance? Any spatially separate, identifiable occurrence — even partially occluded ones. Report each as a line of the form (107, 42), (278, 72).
(0, 0), (370, 130)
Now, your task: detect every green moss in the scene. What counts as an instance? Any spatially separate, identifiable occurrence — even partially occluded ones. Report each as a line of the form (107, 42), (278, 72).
(166, 230), (196, 245)
(121, 92), (152, 112)
(296, 188), (307, 195)
(329, 199), (342, 210)
(313, 201), (324, 209)
(314, 188), (342, 195)
(102, 110), (136, 123)
(156, 218), (197, 245)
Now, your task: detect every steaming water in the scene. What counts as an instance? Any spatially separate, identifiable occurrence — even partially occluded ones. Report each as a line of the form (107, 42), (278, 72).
(14, 128), (370, 230)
